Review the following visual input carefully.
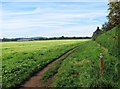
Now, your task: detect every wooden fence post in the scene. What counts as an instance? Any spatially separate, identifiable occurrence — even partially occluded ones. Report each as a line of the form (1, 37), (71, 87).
(100, 53), (104, 77)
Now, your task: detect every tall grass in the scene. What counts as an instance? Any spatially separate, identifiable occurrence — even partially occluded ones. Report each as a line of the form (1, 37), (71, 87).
(53, 41), (119, 88)
(96, 25), (120, 57)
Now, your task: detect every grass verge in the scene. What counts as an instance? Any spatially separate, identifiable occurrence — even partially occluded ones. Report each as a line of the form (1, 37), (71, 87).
(52, 41), (119, 88)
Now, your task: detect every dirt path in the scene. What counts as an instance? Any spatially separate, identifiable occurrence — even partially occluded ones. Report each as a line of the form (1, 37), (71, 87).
(98, 44), (108, 53)
(19, 46), (79, 88)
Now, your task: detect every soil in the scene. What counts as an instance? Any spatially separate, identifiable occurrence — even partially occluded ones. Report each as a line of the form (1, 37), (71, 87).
(19, 46), (79, 89)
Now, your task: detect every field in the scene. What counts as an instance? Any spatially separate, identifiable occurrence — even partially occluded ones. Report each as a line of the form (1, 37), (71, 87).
(1, 33), (119, 88)
(40, 26), (119, 88)
(1, 40), (88, 88)
(39, 41), (119, 88)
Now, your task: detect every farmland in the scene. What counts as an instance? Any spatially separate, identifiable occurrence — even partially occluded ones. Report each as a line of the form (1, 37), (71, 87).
(1, 26), (119, 88)
(1, 1), (120, 88)
(40, 26), (119, 88)
(1, 40), (88, 88)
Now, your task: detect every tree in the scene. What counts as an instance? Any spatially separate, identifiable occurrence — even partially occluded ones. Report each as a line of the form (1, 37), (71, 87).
(101, 22), (113, 32)
(107, 1), (120, 27)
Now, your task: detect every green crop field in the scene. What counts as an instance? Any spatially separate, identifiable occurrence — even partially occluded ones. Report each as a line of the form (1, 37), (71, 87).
(1, 1), (120, 88)
(1, 27), (119, 88)
(1, 40), (89, 88)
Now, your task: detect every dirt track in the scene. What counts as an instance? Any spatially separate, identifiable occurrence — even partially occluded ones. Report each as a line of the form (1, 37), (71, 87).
(19, 46), (79, 88)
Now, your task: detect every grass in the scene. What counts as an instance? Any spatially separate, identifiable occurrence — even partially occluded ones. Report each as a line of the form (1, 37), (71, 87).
(2, 28), (119, 88)
(41, 59), (63, 85)
(96, 25), (120, 57)
(0, 42), (2, 88)
(52, 41), (119, 88)
(2, 40), (88, 88)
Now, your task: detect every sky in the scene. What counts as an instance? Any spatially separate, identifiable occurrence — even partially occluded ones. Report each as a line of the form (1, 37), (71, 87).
(1, 1), (109, 38)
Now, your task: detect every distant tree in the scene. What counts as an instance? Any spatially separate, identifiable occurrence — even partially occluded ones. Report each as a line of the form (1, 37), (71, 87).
(101, 22), (113, 32)
(61, 36), (65, 39)
(92, 27), (103, 40)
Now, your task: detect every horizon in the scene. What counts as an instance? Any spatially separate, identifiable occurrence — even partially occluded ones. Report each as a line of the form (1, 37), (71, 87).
(0, 36), (91, 39)
(1, 1), (108, 38)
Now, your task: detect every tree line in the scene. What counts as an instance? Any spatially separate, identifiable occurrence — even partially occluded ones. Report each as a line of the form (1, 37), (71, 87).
(1, 36), (91, 42)
(92, 0), (120, 40)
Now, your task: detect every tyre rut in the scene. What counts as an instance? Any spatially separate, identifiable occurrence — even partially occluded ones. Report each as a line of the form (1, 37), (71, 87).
(19, 46), (79, 88)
